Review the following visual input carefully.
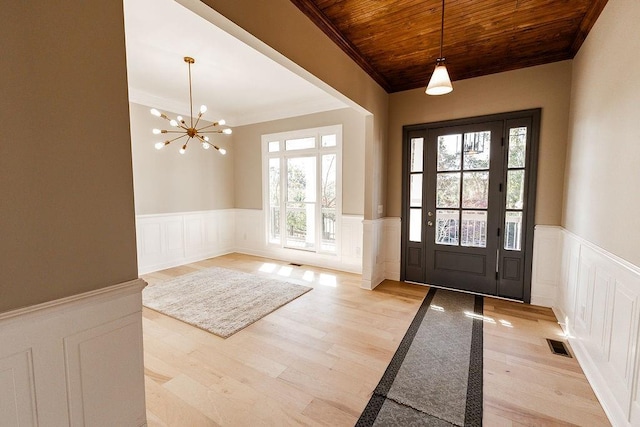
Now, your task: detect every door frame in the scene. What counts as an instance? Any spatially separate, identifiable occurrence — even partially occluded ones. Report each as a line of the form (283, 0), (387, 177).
(400, 109), (541, 303)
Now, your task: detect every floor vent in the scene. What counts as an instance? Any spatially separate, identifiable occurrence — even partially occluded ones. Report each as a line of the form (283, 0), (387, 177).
(546, 339), (572, 357)
(289, 263), (303, 267)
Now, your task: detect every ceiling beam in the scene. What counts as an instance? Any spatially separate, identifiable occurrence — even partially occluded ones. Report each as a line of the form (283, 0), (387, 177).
(289, 0), (393, 93)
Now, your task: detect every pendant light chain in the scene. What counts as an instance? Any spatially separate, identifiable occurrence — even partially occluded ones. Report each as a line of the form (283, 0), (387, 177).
(439, 0), (445, 61)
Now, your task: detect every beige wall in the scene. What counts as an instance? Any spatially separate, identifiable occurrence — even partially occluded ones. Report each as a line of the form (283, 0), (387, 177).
(130, 102), (235, 214)
(233, 108), (366, 215)
(0, 2), (138, 312)
(387, 61), (573, 224)
(564, 0), (640, 266)
(198, 0), (389, 220)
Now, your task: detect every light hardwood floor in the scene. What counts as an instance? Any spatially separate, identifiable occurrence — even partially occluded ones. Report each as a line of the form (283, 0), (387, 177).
(142, 253), (609, 426)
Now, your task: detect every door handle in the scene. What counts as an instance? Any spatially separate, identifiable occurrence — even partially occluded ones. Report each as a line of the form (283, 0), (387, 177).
(427, 221), (433, 227)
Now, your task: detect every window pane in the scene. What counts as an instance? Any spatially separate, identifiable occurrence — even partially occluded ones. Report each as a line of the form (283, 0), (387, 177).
(504, 211), (523, 251)
(436, 172), (461, 208)
(463, 131), (490, 170)
(321, 154), (336, 208)
(410, 137), (424, 172)
(461, 210), (487, 248)
(462, 171), (489, 209)
(506, 170), (525, 209)
(268, 158), (280, 243)
(268, 141), (280, 152)
(508, 127), (527, 168)
(285, 137), (315, 150)
(321, 134), (337, 147)
(409, 209), (422, 242)
(287, 157), (316, 203)
(286, 202), (315, 249)
(410, 174), (422, 207)
(437, 134), (462, 171)
(436, 209), (459, 246)
(321, 209), (336, 252)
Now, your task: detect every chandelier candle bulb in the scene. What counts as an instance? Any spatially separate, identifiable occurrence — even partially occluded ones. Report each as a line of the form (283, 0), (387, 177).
(219, 148), (227, 155)
(223, 129), (232, 135)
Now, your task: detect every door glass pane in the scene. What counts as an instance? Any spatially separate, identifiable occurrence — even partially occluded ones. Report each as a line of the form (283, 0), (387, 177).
(409, 208), (422, 242)
(321, 154), (337, 253)
(436, 172), (461, 208)
(410, 137), (424, 172)
(461, 210), (487, 248)
(508, 127), (527, 168)
(506, 170), (525, 209)
(410, 174), (422, 207)
(505, 211), (523, 251)
(285, 137), (315, 150)
(286, 202), (315, 249)
(463, 131), (491, 170)
(321, 209), (336, 252)
(437, 134), (462, 171)
(287, 157), (316, 203)
(436, 209), (459, 246)
(321, 154), (336, 208)
(321, 134), (336, 147)
(268, 158), (280, 243)
(462, 171), (489, 209)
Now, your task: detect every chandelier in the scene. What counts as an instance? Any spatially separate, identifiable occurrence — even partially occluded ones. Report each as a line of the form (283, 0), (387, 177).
(151, 56), (231, 154)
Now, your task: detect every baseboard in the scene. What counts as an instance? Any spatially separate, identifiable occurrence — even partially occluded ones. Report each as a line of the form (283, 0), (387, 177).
(0, 279), (147, 426)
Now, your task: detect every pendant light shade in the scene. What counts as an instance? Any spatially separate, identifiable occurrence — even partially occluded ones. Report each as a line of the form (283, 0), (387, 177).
(426, 61), (453, 95)
(426, 0), (453, 95)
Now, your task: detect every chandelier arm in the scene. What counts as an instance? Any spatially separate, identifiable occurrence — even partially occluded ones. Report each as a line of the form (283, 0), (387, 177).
(193, 112), (203, 130)
(198, 130), (224, 134)
(197, 122), (221, 131)
(165, 134), (189, 144)
(161, 130), (188, 134)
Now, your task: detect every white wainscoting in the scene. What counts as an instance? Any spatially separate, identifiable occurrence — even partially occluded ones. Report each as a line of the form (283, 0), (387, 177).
(136, 210), (236, 274)
(383, 217), (402, 281)
(362, 218), (385, 289)
(234, 209), (364, 274)
(553, 230), (640, 427)
(0, 279), (147, 427)
(531, 225), (563, 307)
(138, 209), (364, 275)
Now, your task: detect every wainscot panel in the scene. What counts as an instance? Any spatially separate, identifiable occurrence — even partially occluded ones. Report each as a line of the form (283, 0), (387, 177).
(0, 279), (147, 426)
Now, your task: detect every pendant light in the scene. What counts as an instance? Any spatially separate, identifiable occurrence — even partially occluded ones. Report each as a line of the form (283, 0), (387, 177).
(426, 0), (453, 95)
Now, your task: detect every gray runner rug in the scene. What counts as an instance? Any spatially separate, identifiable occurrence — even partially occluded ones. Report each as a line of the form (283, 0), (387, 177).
(356, 288), (483, 426)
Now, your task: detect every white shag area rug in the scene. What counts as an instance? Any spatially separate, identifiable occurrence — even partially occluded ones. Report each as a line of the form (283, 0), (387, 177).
(142, 266), (312, 338)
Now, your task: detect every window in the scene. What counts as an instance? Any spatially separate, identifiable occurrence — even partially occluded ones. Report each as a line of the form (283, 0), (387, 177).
(263, 125), (342, 254)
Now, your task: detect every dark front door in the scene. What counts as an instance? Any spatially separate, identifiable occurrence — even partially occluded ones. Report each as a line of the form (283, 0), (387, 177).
(402, 110), (540, 302)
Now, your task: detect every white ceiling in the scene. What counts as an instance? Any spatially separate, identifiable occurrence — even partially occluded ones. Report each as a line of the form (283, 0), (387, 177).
(123, 0), (348, 127)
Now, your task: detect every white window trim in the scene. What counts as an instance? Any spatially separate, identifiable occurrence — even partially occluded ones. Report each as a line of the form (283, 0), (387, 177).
(262, 125), (343, 256)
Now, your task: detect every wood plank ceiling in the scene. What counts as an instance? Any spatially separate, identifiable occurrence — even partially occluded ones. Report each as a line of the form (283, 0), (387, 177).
(291, 0), (609, 92)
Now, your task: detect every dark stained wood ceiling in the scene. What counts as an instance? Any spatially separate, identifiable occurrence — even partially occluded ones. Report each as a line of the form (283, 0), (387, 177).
(290, 0), (609, 92)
